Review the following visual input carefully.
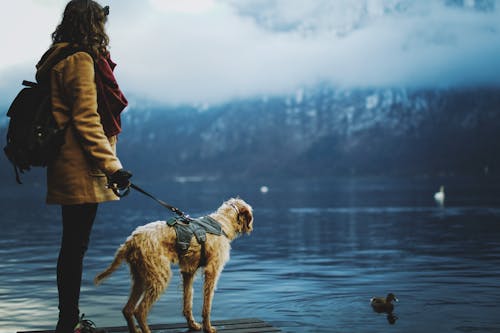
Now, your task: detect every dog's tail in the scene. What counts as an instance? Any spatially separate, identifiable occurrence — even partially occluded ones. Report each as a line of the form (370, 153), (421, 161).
(94, 243), (127, 285)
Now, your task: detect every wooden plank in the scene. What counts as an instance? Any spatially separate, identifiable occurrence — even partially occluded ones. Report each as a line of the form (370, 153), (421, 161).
(17, 318), (281, 333)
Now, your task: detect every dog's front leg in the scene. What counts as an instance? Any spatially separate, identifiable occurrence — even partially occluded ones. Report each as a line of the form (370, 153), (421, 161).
(182, 271), (202, 331)
(202, 266), (221, 333)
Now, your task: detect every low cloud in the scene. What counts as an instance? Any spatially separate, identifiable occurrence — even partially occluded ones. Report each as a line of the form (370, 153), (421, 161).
(1, 0), (499, 105)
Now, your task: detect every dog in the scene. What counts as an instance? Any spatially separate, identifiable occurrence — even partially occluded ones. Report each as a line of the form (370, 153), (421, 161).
(94, 198), (253, 333)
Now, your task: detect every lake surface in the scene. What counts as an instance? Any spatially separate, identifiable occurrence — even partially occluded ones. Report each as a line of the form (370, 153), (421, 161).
(1, 176), (500, 333)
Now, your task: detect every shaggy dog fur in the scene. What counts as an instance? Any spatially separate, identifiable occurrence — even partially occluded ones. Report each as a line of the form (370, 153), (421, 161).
(94, 198), (253, 333)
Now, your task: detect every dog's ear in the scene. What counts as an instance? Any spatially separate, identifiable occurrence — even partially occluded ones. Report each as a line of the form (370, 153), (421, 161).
(236, 201), (253, 234)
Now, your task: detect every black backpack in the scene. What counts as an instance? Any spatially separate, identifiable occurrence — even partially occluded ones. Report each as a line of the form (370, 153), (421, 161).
(4, 48), (82, 183)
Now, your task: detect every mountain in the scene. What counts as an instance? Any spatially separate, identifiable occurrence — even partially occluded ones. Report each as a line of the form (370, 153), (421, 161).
(1, 86), (499, 182)
(116, 86), (500, 180)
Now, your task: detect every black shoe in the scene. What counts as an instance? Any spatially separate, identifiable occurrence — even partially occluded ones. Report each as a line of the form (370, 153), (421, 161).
(73, 314), (107, 333)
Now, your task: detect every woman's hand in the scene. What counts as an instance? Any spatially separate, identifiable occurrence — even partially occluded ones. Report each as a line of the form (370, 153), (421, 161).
(108, 169), (132, 190)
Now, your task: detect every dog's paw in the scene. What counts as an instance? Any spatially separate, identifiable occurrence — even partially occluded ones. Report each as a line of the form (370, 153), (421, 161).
(203, 326), (217, 333)
(188, 321), (202, 331)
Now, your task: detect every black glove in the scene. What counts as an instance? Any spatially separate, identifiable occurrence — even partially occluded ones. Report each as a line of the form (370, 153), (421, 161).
(108, 169), (132, 190)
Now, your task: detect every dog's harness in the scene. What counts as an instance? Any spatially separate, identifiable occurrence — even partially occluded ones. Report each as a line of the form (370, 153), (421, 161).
(166, 215), (228, 266)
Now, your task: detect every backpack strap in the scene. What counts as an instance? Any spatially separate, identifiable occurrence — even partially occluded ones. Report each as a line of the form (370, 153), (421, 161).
(13, 162), (22, 184)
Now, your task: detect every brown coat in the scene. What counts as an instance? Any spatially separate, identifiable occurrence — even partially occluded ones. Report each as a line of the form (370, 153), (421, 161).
(36, 43), (123, 205)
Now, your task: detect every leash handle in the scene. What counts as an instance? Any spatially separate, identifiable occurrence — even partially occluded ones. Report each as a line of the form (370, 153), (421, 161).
(107, 182), (131, 198)
(129, 183), (187, 217)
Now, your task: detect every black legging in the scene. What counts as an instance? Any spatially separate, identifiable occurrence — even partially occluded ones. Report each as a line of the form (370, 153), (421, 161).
(56, 203), (98, 333)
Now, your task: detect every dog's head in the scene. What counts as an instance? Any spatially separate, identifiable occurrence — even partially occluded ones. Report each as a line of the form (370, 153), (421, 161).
(224, 197), (253, 235)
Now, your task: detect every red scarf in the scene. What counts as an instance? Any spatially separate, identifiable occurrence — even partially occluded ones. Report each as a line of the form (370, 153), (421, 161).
(94, 53), (128, 137)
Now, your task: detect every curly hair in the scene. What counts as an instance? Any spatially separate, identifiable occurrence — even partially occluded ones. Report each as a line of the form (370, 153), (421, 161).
(51, 0), (109, 58)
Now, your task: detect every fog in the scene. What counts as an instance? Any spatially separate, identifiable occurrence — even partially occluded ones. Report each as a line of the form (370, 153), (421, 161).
(0, 0), (499, 105)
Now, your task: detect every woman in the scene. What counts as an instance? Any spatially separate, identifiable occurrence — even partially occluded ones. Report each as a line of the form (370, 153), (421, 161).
(35, 1), (131, 331)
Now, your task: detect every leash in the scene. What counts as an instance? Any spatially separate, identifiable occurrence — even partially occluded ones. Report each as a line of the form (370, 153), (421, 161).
(109, 181), (187, 218)
(110, 181), (228, 267)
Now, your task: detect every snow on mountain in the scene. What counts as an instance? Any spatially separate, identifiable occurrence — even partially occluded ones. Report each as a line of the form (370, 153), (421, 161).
(1, 85), (498, 181)
(113, 85), (500, 179)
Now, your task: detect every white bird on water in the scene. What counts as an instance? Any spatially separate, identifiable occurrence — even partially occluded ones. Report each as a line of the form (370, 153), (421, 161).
(434, 185), (445, 206)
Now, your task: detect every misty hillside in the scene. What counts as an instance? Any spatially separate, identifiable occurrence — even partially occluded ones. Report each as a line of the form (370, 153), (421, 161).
(116, 86), (500, 180)
(1, 86), (499, 182)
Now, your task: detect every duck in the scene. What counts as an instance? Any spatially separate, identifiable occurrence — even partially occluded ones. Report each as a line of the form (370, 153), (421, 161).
(434, 185), (445, 206)
(370, 293), (398, 313)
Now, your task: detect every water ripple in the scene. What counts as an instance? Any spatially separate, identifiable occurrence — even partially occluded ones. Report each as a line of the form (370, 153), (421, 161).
(2, 180), (500, 332)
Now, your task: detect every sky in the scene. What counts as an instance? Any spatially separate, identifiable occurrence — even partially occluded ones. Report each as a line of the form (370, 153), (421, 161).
(0, 0), (499, 105)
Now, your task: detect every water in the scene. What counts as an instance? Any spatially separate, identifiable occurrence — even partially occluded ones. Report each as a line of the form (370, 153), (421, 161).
(1, 176), (500, 333)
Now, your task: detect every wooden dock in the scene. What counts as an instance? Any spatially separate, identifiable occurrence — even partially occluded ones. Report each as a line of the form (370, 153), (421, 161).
(17, 318), (281, 333)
